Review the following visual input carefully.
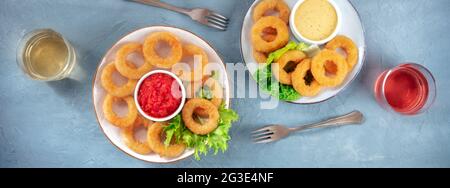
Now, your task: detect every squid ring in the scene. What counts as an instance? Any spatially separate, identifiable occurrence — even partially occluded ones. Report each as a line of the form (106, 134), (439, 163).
(115, 43), (153, 79)
(101, 63), (137, 97)
(103, 94), (138, 128)
(253, 49), (269, 64)
(182, 99), (219, 135)
(121, 116), (152, 155)
(175, 44), (209, 82)
(325, 35), (359, 70)
(311, 49), (348, 87)
(251, 16), (289, 53)
(143, 32), (182, 69)
(147, 122), (186, 158)
(272, 50), (306, 85)
(194, 78), (223, 117)
(291, 59), (322, 97)
(253, 0), (291, 23)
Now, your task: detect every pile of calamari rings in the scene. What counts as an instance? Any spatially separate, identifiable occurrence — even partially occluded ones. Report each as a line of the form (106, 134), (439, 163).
(249, 0), (359, 97)
(100, 31), (225, 158)
(251, 0), (291, 63)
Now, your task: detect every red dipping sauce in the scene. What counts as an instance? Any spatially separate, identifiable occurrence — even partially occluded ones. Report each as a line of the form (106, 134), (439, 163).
(137, 73), (182, 118)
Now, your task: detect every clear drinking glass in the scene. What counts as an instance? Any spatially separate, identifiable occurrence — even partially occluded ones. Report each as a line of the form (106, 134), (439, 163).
(373, 63), (436, 115)
(16, 29), (77, 81)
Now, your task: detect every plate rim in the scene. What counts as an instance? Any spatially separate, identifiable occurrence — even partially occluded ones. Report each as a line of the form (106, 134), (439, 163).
(239, 0), (367, 104)
(91, 25), (231, 164)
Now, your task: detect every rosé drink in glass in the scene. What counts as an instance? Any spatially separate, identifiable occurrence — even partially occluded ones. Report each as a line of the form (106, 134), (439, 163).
(374, 63), (436, 115)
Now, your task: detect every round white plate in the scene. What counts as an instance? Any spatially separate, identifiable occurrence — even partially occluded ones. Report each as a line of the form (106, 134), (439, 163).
(241, 0), (366, 104)
(92, 26), (230, 163)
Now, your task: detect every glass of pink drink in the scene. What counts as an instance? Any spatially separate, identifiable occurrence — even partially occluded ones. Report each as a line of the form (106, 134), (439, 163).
(374, 63), (436, 115)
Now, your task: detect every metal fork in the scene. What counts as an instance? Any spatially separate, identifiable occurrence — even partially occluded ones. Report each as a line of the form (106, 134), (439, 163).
(252, 111), (364, 144)
(126, 0), (229, 31)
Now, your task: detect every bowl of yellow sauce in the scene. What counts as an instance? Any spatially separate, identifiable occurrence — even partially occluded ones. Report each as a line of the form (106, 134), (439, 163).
(290, 0), (341, 45)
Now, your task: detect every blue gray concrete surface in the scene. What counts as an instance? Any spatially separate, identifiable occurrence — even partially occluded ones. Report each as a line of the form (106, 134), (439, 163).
(0, 0), (449, 167)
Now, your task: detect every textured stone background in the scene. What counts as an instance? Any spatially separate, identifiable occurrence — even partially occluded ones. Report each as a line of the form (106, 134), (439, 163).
(0, 0), (449, 167)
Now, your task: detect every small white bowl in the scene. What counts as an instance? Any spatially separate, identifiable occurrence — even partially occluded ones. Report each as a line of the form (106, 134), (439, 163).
(134, 70), (186, 122)
(289, 0), (341, 45)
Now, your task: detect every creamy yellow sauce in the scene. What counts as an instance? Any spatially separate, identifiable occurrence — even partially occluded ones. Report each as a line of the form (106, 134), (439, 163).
(294, 0), (337, 41)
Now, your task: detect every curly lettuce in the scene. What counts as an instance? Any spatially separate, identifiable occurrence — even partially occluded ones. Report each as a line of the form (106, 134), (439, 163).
(253, 41), (310, 101)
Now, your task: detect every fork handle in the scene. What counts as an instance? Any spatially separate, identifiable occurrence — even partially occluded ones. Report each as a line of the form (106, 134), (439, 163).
(130, 0), (190, 15)
(290, 111), (364, 132)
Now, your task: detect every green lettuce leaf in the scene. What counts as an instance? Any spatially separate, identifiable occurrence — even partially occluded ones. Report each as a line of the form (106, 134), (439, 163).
(196, 86), (213, 100)
(253, 41), (309, 101)
(265, 41), (298, 65)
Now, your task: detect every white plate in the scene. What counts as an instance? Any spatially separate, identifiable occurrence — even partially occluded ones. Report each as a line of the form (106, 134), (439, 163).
(92, 26), (230, 163)
(241, 0), (366, 104)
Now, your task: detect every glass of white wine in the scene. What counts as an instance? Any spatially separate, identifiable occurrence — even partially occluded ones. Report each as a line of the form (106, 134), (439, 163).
(17, 29), (76, 81)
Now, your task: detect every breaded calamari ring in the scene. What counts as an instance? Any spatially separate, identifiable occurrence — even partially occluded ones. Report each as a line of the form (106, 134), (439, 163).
(101, 63), (137, 97)
(253, 49), (269, 64)
(115, 43), (153, 79)
(182, 99), (219, 135)
(252, 27), (276, 64)
(272, 50), (306, 85)
(142, 116), (154, 127)
(143, 32), (182, 69)
(147, 122), (186, 158)
(325, 35), (359, 69)
(251, 16), (289, 53)
(175, 44), (208, 82)
(311, 49), (348, 87)
(103, 95), (138, 128)
(253, 0), (291, 23)
(291, 59), (322, 97)
(194, 78), (223, 117)
(121, 116), (152, 155)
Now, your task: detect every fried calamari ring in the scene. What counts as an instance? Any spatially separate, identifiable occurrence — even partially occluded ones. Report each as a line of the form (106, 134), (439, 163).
(272, 50), (306, 85)
(253, 49), (269, 64)
(194, 79), (223, 117)
(101, 63), (137, 97)
(311, 49), (348, 87)
(115, 43), (153, 79)
(325, 35), (359, 69)
(251, 16), (289, 53)
(103, 95), (138, 128)
(253, 0), (290, 23)
(121, 116), (152, 155)
(291, 59), (322, 97)
(147, 122), (186, 158)
(142, 116), (154, 127)
(175, 44), (208, 82)
(252, 27), (276, 64)
(143, 32), (182, 69)
(182, 99), (219, 135)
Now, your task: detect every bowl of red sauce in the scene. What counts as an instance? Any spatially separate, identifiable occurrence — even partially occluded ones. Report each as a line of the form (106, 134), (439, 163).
(134, 70), (186, 122)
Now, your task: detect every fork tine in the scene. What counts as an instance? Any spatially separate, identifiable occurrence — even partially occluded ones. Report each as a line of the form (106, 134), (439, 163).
(206, 22), (226, 31)
(251, 126), (272, 134)
(207, 18), (227, 28)
(210, 12), (228, 21)
(251, 130), (273, 138)
(253, 136), (273, 144)
(207, 15), (228, 24)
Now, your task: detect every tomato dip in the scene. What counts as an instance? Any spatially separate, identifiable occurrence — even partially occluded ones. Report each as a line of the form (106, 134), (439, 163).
(137, 73), (182, 118)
